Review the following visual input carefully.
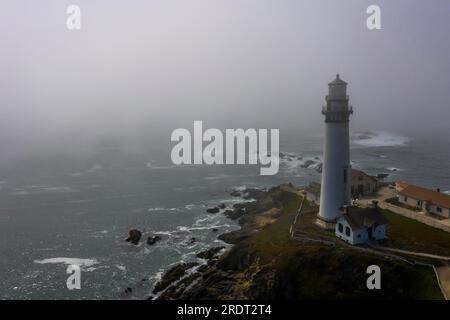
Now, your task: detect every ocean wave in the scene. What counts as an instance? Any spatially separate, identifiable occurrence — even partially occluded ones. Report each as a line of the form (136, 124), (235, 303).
(10, 185), (77, 196)
(34, 257), (99, 271)
(279, 152), (323, 173)
(203, 174), (231, 180)
(353, 131), (411, 147)
(148, 207), (180, 213)
(115, 265), (126, 272)
(146, 161), (189, 170)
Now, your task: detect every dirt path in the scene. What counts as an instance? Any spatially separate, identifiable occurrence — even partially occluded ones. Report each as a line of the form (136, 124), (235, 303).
(436, 266), (450, 300)
(371, 244), (450, 261)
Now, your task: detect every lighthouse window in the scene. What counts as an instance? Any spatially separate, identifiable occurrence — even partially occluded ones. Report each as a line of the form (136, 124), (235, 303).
(343, 169), (347, 183)
(338, 223), (343, 233)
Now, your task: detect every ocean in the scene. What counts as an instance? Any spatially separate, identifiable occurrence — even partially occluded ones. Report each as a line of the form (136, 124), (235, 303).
(0, 131), (449, 299)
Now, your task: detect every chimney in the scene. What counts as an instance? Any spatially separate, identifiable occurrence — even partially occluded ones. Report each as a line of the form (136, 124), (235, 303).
(342, 205), (349, 214)
(371, 200), (379, 208)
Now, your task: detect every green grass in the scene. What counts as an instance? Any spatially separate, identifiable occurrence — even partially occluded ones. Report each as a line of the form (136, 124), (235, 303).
(225, 189), (445, 299)
(383, 209), (450, 257)
(247, 190), (302, 260)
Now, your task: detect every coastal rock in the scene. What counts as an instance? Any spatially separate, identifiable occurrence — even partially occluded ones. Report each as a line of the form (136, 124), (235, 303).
(147, 235), (162, 245)
(316, 163), (323, 173)
(125, 229), (142, 245)
(125, 287), (132, 293)
(196, 247), (225, 260)
(152, 262), (199, 294)
(218, 203), (226, 209)
(230, 190), (241, 197)
(212, 228), (219, 232)
(206, 207), (220, 214)
(301, 160), (315, 168)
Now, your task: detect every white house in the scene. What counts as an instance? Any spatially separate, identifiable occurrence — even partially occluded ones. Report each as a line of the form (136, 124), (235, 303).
(397, 183), (450, 218)
(335, 202), (388, 245)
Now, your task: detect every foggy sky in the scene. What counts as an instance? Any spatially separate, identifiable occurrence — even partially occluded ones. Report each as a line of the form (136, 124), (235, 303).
(1, 0), (450, 161)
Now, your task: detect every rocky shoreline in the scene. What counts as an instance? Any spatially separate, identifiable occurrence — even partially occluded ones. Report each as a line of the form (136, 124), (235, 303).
(145, 182), (443, 300)
(149, 183), (299, 300)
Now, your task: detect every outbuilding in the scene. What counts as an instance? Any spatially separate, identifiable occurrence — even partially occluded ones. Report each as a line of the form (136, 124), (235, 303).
(335, 202), (388, 245)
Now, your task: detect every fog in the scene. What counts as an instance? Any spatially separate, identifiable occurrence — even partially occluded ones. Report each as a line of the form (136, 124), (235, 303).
(1, 0), (449, 163)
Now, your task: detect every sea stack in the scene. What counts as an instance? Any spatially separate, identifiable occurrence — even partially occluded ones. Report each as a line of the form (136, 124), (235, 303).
(316, 75), (353, 229)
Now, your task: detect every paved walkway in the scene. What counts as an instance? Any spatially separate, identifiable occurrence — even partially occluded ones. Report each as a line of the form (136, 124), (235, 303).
(436, 266), (450, 300)
(370, 244), (450, 262)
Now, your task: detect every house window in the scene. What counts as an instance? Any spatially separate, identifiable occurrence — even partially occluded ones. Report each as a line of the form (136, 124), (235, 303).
(357, 234), (361, 238)
(345, 226), (351, 236)
(338, 223), (343, 233)
(437, 207), (442, 213)
(404, 196), (407, 202)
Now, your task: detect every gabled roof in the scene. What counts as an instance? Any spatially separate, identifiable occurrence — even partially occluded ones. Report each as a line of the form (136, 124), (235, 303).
(395, 181), (410, 191)
(351, 169), (377, 182)
(339, 207), (388, 231)
(399, 184), (450, 209)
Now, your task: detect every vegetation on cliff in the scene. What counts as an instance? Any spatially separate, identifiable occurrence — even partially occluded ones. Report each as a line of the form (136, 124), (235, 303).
(152, 185), (445, 300)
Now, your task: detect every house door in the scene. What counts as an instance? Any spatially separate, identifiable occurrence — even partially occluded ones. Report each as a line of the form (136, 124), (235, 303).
(368, 227), (373, 239)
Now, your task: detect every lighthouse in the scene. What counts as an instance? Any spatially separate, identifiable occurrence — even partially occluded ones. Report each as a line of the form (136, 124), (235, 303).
(316, 75), (353, 229)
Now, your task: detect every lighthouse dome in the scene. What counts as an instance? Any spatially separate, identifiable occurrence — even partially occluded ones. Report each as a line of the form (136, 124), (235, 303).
(329, 74), (347, 86)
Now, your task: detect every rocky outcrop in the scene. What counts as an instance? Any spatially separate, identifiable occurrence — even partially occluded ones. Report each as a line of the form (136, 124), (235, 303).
(152, 262), (199, 294)
(301, 160), (315, 168)
(125, 229), (142, 245)
(206, 207), (220, 214)
(147, 235), (162, 245)
(196, 247), (225, 260)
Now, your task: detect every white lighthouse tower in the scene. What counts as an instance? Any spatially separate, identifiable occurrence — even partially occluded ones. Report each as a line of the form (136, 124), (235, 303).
(316, 74), (353, 229)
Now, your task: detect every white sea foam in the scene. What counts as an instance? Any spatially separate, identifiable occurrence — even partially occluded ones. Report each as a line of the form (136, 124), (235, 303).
(87, 164), (103, 173)
(34, 257), (99, 271)
(443, 190), (450, 195)
(146, 161), (188, 170)
(11, 185), (77, 195)
(10, 190), (31, 196)
(148, 207), (179, 212)
(353, 131), (411, 147)
(279, 152), (323, 173)
(115, 265), (126, 271)
(204, 174), (231, 180)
